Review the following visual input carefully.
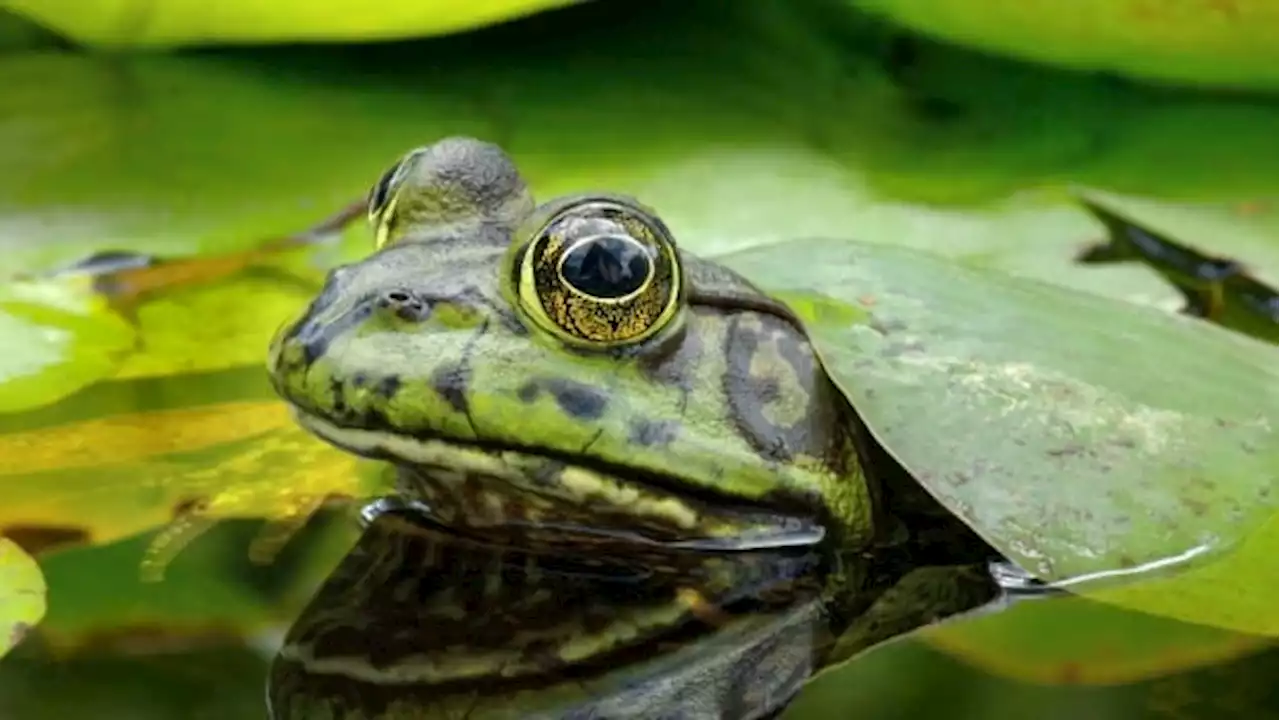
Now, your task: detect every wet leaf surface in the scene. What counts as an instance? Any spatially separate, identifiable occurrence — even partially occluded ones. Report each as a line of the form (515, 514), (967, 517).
(787, 638), (1277, 719)
(720, 239), (1277, 634)
(922, 594), (1271, 684)
(0, 538), (45, 659)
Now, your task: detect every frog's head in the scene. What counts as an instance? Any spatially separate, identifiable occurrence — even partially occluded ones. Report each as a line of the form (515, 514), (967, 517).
(269, 138), (872, 551)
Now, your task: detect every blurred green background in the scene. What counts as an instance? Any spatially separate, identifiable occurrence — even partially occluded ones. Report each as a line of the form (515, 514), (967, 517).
(0, 0), (1275, 718)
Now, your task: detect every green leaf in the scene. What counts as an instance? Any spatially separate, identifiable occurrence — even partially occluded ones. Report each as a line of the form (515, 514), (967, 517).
(0, 369), (383, 556)
(1, 1), (1275, 279)
(0, 0), (578, 47)
(718, 239), (1277, 634)
(0, 644), (271, 719)
(0, 279), (135, 413)
(0, 538), (45, 658)
(921, 594), (1271, 684)
(850, 0), (1277, 90)
(786, 637), (1277, 720)
(32, 517), (353, 651)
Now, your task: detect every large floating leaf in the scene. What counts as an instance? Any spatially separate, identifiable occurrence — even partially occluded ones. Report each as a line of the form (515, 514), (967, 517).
(0, 538), (44, 659)
(0, 278), (134, 413)
(921, 594), (1271, 684)
(0, 368), (381, 557)
(718, 239), (1277, 634)
(786, 637), (1277, 719)
(0, 0), (577, 47)
(0, 0), (1274, 278)
(851, 0), (1277, 90)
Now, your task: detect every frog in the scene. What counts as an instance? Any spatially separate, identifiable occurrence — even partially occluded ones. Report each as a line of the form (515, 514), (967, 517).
(265, 137), (1000, 717)
(266, 136), (965, 555)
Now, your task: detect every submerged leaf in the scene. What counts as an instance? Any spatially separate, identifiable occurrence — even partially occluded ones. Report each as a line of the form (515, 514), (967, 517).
(721, 239), (1278, 633)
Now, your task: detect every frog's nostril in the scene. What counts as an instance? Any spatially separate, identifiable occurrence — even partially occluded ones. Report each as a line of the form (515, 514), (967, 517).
(378, 289), (432, 322)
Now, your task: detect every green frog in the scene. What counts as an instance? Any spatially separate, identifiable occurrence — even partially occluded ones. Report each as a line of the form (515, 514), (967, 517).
(266, 137), (997, 718)
(267, 137), (888, 551)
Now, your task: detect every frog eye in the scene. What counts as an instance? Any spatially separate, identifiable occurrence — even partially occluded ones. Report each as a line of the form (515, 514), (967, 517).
(511, 196), (685, 348)
(367, 165), (397, 224)
(366, 148), (428, 248)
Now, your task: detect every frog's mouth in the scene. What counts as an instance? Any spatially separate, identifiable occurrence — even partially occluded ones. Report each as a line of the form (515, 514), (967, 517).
(293, 410), (826, 553)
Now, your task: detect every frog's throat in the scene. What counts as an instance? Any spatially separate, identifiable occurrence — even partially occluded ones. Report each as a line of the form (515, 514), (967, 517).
(293, 410), (826, 551)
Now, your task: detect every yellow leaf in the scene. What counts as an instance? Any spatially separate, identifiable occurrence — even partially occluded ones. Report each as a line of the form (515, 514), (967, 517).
(0, 0), (579, 47)
(0, 538), (45, 658)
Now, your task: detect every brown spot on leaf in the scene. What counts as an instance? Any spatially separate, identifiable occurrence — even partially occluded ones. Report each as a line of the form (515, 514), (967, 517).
(1057, 662), (1083, 684)
(1179, 496), (1209, 517)
(172, 496), (209, 518)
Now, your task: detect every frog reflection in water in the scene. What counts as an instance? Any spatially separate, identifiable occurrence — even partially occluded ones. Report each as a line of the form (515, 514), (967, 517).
(266, 138), (1000, 719)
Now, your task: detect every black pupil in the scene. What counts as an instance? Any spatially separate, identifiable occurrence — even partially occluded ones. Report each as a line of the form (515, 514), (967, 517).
(560, 235), (652, 299)
(369, 165), (396, 213)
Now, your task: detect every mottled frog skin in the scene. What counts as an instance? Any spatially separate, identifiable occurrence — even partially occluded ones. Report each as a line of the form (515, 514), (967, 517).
(268, 137), (873, 551)
(265, 138), (998, 720)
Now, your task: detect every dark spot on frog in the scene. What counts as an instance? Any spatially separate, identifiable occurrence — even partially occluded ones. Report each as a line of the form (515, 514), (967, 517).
(629, 419), (680, 447)
(329, 377), (347, 414)
(375, 376), (401, 399)
(2, 524), (91, 554)
(724, 314), (839, 463)
(516, 378), (609, 420)
(638, 309), (704, 394)
(516, 382), (539, 404)
(351, 373), (368, 387)
(430, 362), (470, 415)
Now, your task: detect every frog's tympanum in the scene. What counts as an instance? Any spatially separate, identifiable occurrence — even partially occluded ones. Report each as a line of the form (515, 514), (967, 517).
(266, 138), (998, 719)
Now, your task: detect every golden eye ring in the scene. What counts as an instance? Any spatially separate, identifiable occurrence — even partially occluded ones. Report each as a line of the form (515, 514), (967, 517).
(510, 195), (685, 349)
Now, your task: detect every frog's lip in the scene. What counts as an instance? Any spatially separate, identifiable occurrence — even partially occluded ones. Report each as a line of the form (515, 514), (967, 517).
(290, 407), (827, 552)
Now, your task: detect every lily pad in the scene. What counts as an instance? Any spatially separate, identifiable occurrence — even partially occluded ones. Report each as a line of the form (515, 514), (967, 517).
(0, 0), (577, 47)
(0, 279), (135, 413)
(850, 0), (1277, 90)
(1, 0), (1274, 278)
(0, 538), (45, 658)
(922, 594), (1271, 685)
(786, 637), (1277, 719)
(718, 238), (1277, 634)
(0, 368), (380, 556)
